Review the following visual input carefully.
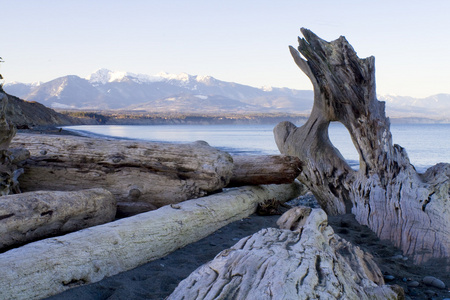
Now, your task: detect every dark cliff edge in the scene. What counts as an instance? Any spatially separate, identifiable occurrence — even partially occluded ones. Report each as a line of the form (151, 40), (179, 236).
(4, 93), (83, 128)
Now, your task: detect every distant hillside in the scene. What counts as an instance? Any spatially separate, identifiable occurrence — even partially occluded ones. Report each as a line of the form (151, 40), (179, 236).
(2, 91), (81, 127)
(4, 69), (314, 114)
(4, 69), (450, 122)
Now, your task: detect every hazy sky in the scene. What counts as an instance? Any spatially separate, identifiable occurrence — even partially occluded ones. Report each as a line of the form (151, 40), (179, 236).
(2, 0), (450, 97)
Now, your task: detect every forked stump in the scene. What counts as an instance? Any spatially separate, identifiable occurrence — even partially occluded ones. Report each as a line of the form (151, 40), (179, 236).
(274, 28), (450, 265)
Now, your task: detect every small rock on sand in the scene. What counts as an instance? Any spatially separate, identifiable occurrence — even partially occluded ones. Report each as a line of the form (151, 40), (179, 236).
(423, 276), (446, 289)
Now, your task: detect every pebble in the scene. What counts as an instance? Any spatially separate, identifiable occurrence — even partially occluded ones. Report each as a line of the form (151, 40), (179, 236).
(407, 281), (420, 287)
(384, 275), (395, 281)
(423, 276), (446, 289)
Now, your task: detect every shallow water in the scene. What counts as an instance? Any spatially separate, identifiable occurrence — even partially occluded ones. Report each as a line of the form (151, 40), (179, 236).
(63, 123), (450, 173)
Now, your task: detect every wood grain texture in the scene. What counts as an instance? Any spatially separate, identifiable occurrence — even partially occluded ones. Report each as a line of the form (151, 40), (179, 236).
(274, 28), (450, 265)
(0, 188), (116, 250)
(228, 155), (302, 187)
(169, 207), (402, 300)
(11, 134), (234, 208)
(0, 182), (301, 300)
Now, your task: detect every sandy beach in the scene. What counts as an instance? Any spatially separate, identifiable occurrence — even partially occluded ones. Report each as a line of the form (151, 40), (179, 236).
(42, 194), (450, 300)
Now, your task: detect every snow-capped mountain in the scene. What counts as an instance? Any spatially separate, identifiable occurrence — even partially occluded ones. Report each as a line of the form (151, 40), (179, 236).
(4, 69), (450, 121)
(4, 69), (314, 113)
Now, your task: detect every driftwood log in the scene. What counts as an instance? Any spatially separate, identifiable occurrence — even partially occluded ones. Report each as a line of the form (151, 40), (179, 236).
(228, 155), (302, 187)
(11, 134), (234, 208)
(168, 207), (403, 299)
(0, 188), (115, 250)
(10, 134), (302, 216)
(274, 28), (450, 265)
(0, 182), (301, 300)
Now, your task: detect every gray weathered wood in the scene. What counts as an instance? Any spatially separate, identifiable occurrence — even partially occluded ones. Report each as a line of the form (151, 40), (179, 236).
(11, 134), (303, 216)
(11, 134), (234, 208)
(274, 28), (450, 265)
(0, 188), (116, 250)
(0, 182), (302, 300)
(228, 155), (302, 187)
(169, 207), (403, 300)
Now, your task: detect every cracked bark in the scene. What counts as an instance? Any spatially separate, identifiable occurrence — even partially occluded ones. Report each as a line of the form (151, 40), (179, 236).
(273, 28), (449, 265)
(168, 208), (402, 299)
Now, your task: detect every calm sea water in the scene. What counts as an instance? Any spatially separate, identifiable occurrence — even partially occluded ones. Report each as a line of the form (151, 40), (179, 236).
(63, 123), (450, 173)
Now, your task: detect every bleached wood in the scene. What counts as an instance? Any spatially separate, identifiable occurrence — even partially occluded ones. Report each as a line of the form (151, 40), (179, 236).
(11, 134), (303, 216)
(0, 188), (116, 250)
(11, 133), (234, 208)
(169, 207), (402, 300)
(274, 28), (450, 265)
(0, 182), (301, 300)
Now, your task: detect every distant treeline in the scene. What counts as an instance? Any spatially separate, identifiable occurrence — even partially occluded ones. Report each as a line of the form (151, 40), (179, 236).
(60, 110), (310, 126)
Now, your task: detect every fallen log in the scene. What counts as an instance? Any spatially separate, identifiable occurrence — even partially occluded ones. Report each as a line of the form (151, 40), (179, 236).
(10, 134), (303, 216)
(228, 155), (302, 187)
(169, 207), (403, 299)
(11, 134), (234, 208)
(0, 182), (301, 300)
(274, 28), (450, 265)
(0, 188), (116, 250)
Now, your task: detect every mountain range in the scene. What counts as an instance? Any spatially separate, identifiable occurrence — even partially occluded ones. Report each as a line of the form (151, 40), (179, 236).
(4, 69), (450, 121)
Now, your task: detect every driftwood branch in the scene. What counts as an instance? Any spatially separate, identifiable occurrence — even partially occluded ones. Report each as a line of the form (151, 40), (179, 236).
(274, 28), (450, 265)
(0, 182), (301, 300)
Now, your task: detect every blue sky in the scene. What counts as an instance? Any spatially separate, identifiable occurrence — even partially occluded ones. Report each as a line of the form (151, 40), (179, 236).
(2, 0), (450, 97)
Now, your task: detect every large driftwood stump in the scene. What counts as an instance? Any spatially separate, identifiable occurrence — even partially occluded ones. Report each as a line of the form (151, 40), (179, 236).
(274, 28), (450, 265)
(0, 182), (301, 300)
(169, 207), (403, 299)
(0, 188), (116, 250)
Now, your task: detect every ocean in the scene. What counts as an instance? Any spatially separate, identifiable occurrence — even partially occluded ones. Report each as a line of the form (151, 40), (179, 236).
(63, 123), (450, 173)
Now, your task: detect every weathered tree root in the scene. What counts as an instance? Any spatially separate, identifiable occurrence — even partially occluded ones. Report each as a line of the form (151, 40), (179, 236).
(169, 207), (403, 299)
(274, 28), (449, 265)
